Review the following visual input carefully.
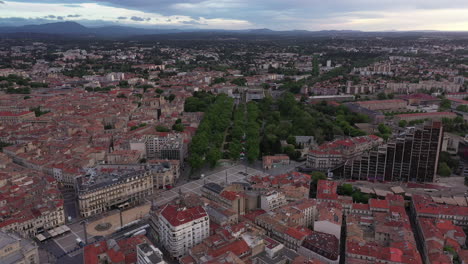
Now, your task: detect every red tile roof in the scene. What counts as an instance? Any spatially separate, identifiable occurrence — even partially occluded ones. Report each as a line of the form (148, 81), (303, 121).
(160, 203), (207, 227)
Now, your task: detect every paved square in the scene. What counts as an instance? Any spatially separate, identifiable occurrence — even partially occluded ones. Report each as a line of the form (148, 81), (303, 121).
(52, 222), (93, 258)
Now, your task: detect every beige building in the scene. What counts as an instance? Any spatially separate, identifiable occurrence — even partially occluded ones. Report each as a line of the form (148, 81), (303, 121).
(76, 169), (153, 218)
(0, 231), (39, 264)
(96, 160), (180, 189)
(0, 205), (66, 237)
(201, 183), (247, 216)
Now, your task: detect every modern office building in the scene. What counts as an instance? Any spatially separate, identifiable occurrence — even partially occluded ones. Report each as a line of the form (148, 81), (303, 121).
(341, 121), (443, 182)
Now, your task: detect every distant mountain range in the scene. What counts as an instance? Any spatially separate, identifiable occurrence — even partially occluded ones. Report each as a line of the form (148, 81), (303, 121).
(0, 21), (467, 39)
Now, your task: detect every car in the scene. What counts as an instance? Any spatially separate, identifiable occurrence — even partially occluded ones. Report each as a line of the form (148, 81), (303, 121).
(165, 185), (173, 190)
(76, 238), (85, 247)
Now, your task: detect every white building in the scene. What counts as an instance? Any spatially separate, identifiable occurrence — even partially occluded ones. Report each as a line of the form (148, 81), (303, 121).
(260, 191), (288, 212)
(137, 243), (166, 264)
(155, 203), (209, 259)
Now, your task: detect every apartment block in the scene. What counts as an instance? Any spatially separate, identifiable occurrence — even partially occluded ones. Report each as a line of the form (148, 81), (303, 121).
(153, 202), (209, 259)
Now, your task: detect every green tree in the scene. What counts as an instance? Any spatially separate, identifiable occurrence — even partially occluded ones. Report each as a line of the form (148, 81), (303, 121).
(438, 162), (452, 177)
(398, 120), (407, 128)
(377, 92), (387, 100)
(456, 105), (468, 112)
(168, 94), (176, 102)
(206, 148), (222, 168)
(231, 78), (247, 86)
(311, 171), (327, 183)
(119, 80), (129, 88)
(338, 184), (354, 196)
(156, 88), (164, 94)
(156, 125), (170, 132)
(229, 140), (242, 160)
(439, 99), (451, 111)
(312, 56), (319, 77)
(189, 155), (203, 171)
(172, 123), (184, 132)
(439, 152), (459, 171)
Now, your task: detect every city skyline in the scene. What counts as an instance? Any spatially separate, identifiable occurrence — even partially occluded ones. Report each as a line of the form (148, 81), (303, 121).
(0, 0), (468, 31)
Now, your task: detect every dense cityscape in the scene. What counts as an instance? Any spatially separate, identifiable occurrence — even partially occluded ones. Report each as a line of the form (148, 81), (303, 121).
(0, 15), (467, 264)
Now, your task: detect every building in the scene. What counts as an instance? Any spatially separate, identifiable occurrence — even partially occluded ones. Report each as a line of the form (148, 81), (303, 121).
(345, 83), (376, 95)
(345, 196), (422, 263)
(395, 111), (457, 122)
(136, 242), (166, 264)
(76, 169), (153, 218)
(344, 103), (385, 124)
(84, 235), (153, 264)
(447, 92), (468, 100)
(0, 231), (39, 264)
(341, 122), (443, 182)
(260, 191), (287, 211)
(262, 155), (290, 170)
(145, 134), (185, 161)
(153, 201), (209, 259)
(386, 81), (461, 94)
(132, 134), (187, 163)
(201, 183), (247, 216)
(96, 160), (180, 189)
(448, 98), (468, 109)
(298, 231), (340, 264)
(309, 95), (354, 103)
(307, 135), (383, 171)
(415, 218), (467, 264)
(252, 236), (300, 264)
(354, 99), (407, 111)
(0, 111), (35, 123)
(0, 154), (65, 237)
(397, 93), (441, 106)
(411, 194), (468, 226)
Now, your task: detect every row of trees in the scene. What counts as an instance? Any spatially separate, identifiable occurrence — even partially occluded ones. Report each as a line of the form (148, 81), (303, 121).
(442, 116), (468, 136)
(184, 91), (216, 112)
(245, 102), (261, 163)
(188, 95), (234, 171)
(228, 104), (245, 160)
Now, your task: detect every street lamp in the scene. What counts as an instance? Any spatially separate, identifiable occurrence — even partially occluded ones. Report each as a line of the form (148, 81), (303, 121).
(81, 220), (88, 244)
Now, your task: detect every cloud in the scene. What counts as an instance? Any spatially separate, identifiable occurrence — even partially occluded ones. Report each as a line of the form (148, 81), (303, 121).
(0, 1), (253, 29)
(3, 0), (467, 31)
(57, 16), (64, 20)
(0, 1), (4, 4)
(130, 16), (145, 21)
(46, 15), (56, 19)
(67, 14), (81, 18)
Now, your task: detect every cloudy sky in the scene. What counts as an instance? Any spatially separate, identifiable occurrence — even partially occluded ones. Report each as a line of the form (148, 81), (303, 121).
(0, 0), (468, 31)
